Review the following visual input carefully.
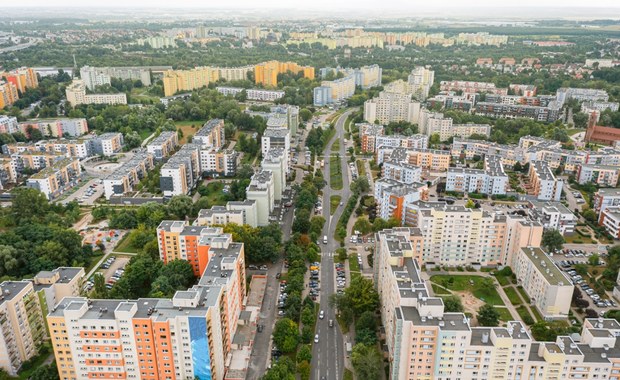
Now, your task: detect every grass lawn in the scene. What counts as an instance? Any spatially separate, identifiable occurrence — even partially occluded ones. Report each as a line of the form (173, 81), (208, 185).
(503, 287), (523, 306)
(430, 275), (504, 306)
(331, 138), (340, 152)
(356, 159), (366, 177)
(344, 115), (353, 133)
(432, 283), (451, 295)
(349, 254), (360, 273)
(329, 154), (343, 190)
(330, 195), (341, 215)
(200, 182), (229, 206)
(516, 306), (535, 325)
(494, 273), (511, 286)
(531, 306), (543, 322)
(564, 233), (595, 244)
(114, 233), (140, 253)
(174, 121), (203, 144)
(343, 368), (354, 380)
(496, 307), (514, 322)
(85, 250), (105, 273)
(517, 287), (531, 303)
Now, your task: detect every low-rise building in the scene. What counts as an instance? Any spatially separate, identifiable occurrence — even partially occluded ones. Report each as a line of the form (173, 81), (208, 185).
(216, 86), (285, 102)
(372, 133), (428, 153)
(65, 80), (127, 106)
(381, 160), (422, 184)
(26, 158), (82, 200)
(528, 161), (563, 201)
(199, 148), (238, 177)
(446, 155), (508, 195)
(0, 115), (19, 134)
(146, 131), (178, 160)
(593, 188), (620, 216)
(103, 152), (154, 199)
(0, 281), (45, 376)
(19, 118), (88, 138)
(512, 247), (574, 319)
(577, 164), (620, 187)
(527, 200), (577, 235)
(376, 146), (451, 172)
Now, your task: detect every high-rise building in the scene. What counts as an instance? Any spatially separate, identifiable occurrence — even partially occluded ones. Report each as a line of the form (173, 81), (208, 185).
(0, 81), (19, 109)
(254, 61), (314, 87)
(407, 67), (435, 100)
(193, 119), (225, 150)
(446, 155), (508, 195)
(0, 115), (19, 134)
(363, 91), (421, 125)
(146, 131), (179, 160)
(162, 67), (219, 97)
(103, 152), (154, 199)
(528, 161), (563, 201)
(19, 118), (88, 138)
(1, 67), (39, 93)
(246, 170), (274, 226)
(160, 144), (201, 197)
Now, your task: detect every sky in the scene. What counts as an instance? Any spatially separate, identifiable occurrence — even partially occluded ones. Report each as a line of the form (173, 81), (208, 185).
(4, 0), (620, 8)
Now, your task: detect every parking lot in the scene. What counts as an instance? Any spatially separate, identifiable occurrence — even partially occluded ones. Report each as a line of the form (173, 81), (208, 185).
(82, 256), (129, 293)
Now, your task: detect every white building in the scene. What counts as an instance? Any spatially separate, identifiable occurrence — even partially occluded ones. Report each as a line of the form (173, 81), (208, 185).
(407, 66), (435, 100)
(529, 161), (563, 201)
(246, 170), (274, 226)
(90, 132), (124, 156)
(261, 127), (290, 156)
(193, 119), (225, 150)
(363, 91), (421, 125)
(79, 66), (111, 90)
(446, 155), (508, 195)
(0, 115), (19, 134)
(261, 148), (287, 201)
(159, 144), (201, 197)
(65, 80), (127, 106)
(216, 87), (285, 102)
(527, 200), (578, 235)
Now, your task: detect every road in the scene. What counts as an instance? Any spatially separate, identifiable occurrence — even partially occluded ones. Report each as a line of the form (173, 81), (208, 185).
(311, 109), (355, 380)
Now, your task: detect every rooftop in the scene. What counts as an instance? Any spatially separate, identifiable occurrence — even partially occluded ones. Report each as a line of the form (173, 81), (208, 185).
(0, 281), (32, 307)
(520, 247), (570, 286)
(195, 119), (223, 136)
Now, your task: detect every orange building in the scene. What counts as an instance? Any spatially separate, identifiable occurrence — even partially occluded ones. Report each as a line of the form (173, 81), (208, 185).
(1, 67), (39, 93)
(254, 61), (314, 87)
(0, 81), (19, 108)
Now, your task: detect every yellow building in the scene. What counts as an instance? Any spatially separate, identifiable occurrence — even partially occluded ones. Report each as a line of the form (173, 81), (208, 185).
(0, 81), (19, 109)
(254, 61), (314, 87)
(162, 67), (220, 97)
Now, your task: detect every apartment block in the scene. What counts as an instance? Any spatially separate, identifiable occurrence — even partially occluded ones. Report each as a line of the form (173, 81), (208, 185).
(246, 170), (274, 226)
(600, 207), (620, 239)
(577, 164), (620, 187)
(593, 188), (620, 216)
(79, 66), (111, 90)
(313, 74), (356, 106)
(528, 161), (563, 201)
(65, 80), (127, 106)
(19, 118), (88, 138)
(319, 65), (382, 89)
(376, 146), (451, 172)
(195, 206), (245, 227)
(193, 119), (225, 150)
(527, 200), (577, 235)
(0, 157), (16, 189)
(419, 109), (453, 137)
(146, 131), (179, 160)
(408, 66), (435, 101)
(103, 152), (154, 199)
(1, 67), (38, 93)
(0, 81), (19, 109)
(137, 36), (177, 48)
(556, 87), (609, 103)
(255, 61), (314, 87)
(440, 80), (507, 95)
(160, 144), (201, 197)
(510, 84), (537, 97)
(26, 158), (82, 200)
(427, 92), (476, 113)
(156, 222), (221, 272)
(216, 86), (284, 102)
(0, 281), (46, 376)
(446, 155), (508, 195)
(32, 267), (85, 310)
(382, 160), (423, 184)
(199, 148), (238, 177)
(0, 115), (19, 134)
(91, 132), (124, 156)
(261, 127), (290, 156)
(374, 179), (428, 222)
(358, 123), (385, 153)
(363, 91), (421, 125)
(475, 101), (562, 122)
(451, 138), (524, 169)
(214, 65), (254, 82)
(162, 67), (219, 96)
(261, 148), (288, 201)
(80, 66), (152, 90)
(512, 247), (573, 318)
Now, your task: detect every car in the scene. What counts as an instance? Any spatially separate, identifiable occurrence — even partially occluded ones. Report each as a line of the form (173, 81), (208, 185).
(276, 272), (281, 279)
(329, 320), (334, 328)
(248, 265), (258, 270)
(319, 310), (325, 319)
(278, 311), (284, 317)
(257, 324), (264, 332)
(259, 265), (268, 271)
(314, 334), (319, 343)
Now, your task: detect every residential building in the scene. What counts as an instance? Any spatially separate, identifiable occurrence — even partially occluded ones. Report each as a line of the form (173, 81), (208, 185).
(26, 158), (81, 200)
(194, 119), (225, 150)
(246, 170), (274, 226)
(427, 92), (476, 113)
(160, 144), (201, 197)
(80, 66), (153, 89)
(581, 101), (619, 115)
(136, 35), (177, 48)
(19, 118), (88, 138)
(0, 157), (16, 189)
(156, 222), (221, 272)
(363, 91), (421, 125)
(145, 131), (178, 160)
(313, 74), (356, 106)
(1, 67), (38, 93)
(319, 65), (382, 89)
(91, 132), (124, 156)
(79, 66), (111, 90)
(556, 87), (609, 103)
(451, 138), (524, 169)
(509, 84), (537, 97)
(0, 115), (19, 134)
(381, 160), (422, 184)
(34, 139), (92, 159)
(216, 87), (285, 102)
(254, 61), (314, 87)
(527, 201), (578, 235)
(577, 164), (620, 187)
(103, 152), (154, 199)
(261, 127), (290, 156)
(162, 67), (219, 97)
(528, 161), (563, 201)
(0, 281), (45, 376)
(0, 81), (19, 109)
(475, 100), (562, 122)
(585, 58), (618, 68)
(376, 146), (451, 172)
(312, 86), (332, 107)
(358, 123), (384, 153)
(446, 155), (508, 195)
(261, 148), (287, 201)
(440, 80), (507, 95)
(407, 66), (435, 100)
(32, 267), (85, 310)
(593, 188), (620, 216)
(373, 134), (429, 153)
(65, 80), (127, 106)
(195, 200), (258, 228)
(214, 65), (254, 81)
(512, 247), (574, 318)
(418, 109), (453, 137)
(599, 207), (620, 239)
(199, 148), (238, 177)
(374, 179), (428, 222)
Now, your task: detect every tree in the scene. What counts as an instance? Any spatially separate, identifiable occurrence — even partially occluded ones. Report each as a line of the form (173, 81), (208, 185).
(588, 253), (600, 266)
(236, 164), (254, 179)
(344, 276), (379, 317)
(573, 112), (589, 129)
(91, 273), (108, 298)
(477, 304), (500, 327)
(28, 363), (60, 380)
(0, 245), (19, 277)
(167, 195), (193, 219)
(465, 199), (476, 209)
(299, 108), (313, 122)
(350, 177), (370, 194)
(11, 188), (50, 224)
(443, 295), (464, 312)
(582, 209), (598, 224)
(429, 133), (441, 147)
(272, 318), (300, 353)
(296, 345), (312, 363)
(542, 229), (564, 252)
(356, 328), (377, 345)
(351, 343), (382, 380)
(262, 356), (295, 380)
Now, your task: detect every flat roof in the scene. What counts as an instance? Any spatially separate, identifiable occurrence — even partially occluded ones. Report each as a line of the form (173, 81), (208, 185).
(520, 247), (570, 286)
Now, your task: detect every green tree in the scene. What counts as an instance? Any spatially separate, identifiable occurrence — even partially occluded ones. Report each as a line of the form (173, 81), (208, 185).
(582, 209), (598, 224)
(91, 273), (108, 298)
(272, 318), (300, 353)
(296, 344), (312, 363)
(27, 363), (60, 380)
(261, 356), (295, 380)
(167, 195), (193, 219)
(0, 245), (19, 277)
(351, 343), (382, 380)
(299, 108), (313, 122)
(344, 276), (380, 317)
(542, 229), (565, 252)
(573, 112), (589, 128)
(128, 225), (155, 249)
(465, 199), (476, 209)
(477, 304), (500, 327)
(297, 360), (311, 380)
(11, 188), (50, 224)
(588, 253), (600, 266)
(443, 295), (464, 312)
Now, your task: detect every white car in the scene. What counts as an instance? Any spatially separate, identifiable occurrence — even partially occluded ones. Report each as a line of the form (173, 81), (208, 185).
(319, 310), (325, 319)
(314, 334), (319, 343)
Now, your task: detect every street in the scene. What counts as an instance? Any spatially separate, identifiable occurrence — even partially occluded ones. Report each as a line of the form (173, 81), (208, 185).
(311, 109), (355, 380)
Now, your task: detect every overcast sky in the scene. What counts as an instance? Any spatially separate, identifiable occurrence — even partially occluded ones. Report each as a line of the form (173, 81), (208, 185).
(4, 0), (620, 8)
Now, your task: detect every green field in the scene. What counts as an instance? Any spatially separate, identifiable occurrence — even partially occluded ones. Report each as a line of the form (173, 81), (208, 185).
(430, 275), (504, 306)
(174, 121), (203, 144)
(330, 195), (341, 215)
(496, 307), (514, 322)
(516, 306), (536, 325)
(199, 182), (230, 206)
(517, 286), (531, 303)
(331, 138), (340, 152)
(329, 154), (343, 190)
(503, 287), (523, 306)
(114, 233), (140, 253)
